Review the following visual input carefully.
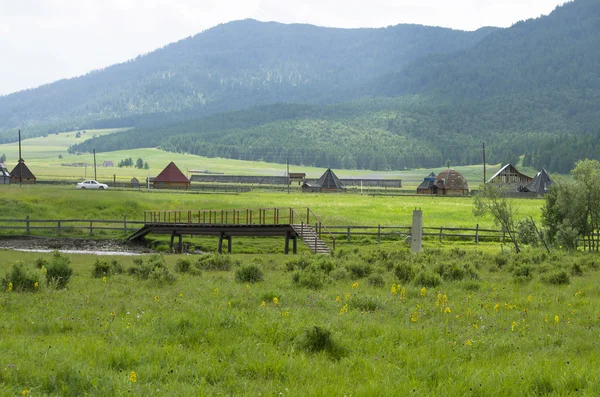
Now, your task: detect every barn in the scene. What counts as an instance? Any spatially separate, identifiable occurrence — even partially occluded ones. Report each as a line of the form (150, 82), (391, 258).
(487, 164), (532, 191)
(10, 159), (36, 184)
(417, 172), (437, 194)
(522, 169), (554, 194)
(153, 162), (190, 190)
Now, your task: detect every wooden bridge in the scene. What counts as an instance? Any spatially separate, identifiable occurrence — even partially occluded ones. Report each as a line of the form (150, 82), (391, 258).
(127, 207), (335, 254)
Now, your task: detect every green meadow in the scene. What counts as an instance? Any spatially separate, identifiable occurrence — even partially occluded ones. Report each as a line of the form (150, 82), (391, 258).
(0, 129), (545, 187)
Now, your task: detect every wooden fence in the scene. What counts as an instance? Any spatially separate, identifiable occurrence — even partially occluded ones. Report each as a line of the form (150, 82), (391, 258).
(0, 217), (509, 244)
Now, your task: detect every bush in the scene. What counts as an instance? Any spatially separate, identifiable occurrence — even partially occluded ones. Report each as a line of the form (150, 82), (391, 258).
(1, 263), (43, 292)
(350, 295), (383, 312)
(285, 257), (312, 272)
(196, 254), (237, 271)
(298, 326), (346, 360)
(92, 259), (123, 278)
(128, 255), (176, 284)
(367, 273), (385, 288)
(512, 265), (533, 283)
(45, 251), (73, 289)
(175, 259), (192, 273)
(494, 254), (508, 268)
(413, 270), (442, 288)
(435, 262), (479, 281)
(235, 264), (264, 283)
(555, 224), (579, 251)
(543, 270), (571, 285)
(292, 264), (327, 289)
(394, 262), (416, 283)
(346, 261), (372, 278)
(517, 218), (539, 246)
(329, 267), (350, 281)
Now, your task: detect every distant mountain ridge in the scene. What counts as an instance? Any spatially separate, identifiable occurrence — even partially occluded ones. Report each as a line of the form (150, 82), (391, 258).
(0, 19), (496, 141)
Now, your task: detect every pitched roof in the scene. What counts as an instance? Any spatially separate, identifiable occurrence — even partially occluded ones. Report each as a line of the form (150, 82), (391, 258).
(523, 169), (554, 193)
(154, 162), (189, 183)
(487, 163), (531, 184)
(10, 159), (35, 179)
(435, 169), (468, 191)
(317, 168), (345, 189)
(417, 172), (437, 190)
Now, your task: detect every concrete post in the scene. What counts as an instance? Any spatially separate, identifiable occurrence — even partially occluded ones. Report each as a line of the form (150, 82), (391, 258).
(411, 209), (423, 253)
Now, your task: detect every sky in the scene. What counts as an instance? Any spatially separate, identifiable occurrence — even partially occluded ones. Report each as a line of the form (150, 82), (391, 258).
(0, 0), (567, 96)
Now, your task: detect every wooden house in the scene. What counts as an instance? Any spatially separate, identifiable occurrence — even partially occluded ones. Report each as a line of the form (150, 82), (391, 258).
(302, 168), (345, 193)
(10, 159), (36, 184)
(153, 162), (190, 190)
(0, 163), (10, 184)
(417, 172), (437, 194)
(434, 169), (469, 196)
(288, 172), (306, 186)
(487, 164), (532, 191)
(131, 177), (140, 189)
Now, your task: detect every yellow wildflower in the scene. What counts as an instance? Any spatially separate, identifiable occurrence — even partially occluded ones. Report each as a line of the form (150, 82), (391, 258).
(345, 292), (351, 301)
(467, 308), (472, 318)
(110, 311), (116, 318)
(281, 311), (289, 317)
(41, 265), (47, 275)
(129, 371), (137, 383)
(7, 282), (12, 292)
(261, 301), (266, 307)
(273, 297), (279, 306)
(444, 307), (451, 314)
(511, 321), (517, 332)
(494, 303), (500, 311)
(102, 276), (107, 283)
(21, 389), (29, 396)
(465, 340), (472, 346)
(227, 301), (231, 308)
(391, 284), (397, 296)
(400, 288), (406, 301)
(154, 296), (159, 302)
(339, 304), (349, 315)
(335, 295), (341, 302)
(179, 293), (183, 298)
(420, 287), (427, 297)
(527, 295), (532, 303)
(34, 282), (39, 289)
(352, 281), (359, 289)
(410, 311), (418, 323)
(246, 284), (250, 290)
(554, 315), (559, 325)
(214, 288), (219, 296)
(473, 323), (479, 330)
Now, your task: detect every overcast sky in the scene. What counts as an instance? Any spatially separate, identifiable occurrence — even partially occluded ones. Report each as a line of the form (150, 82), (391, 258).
(0, 0), (566, 96)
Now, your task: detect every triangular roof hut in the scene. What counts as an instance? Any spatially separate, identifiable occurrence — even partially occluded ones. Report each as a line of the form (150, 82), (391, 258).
(522, 169), (554, 194)
(417, 172), (437, 194)
(153, 162), (190, 190)
(10, 159), (36, 184)
(434, 169), (469, 196)
(302, 168), (345, 192)
(0, 162), (10, 185)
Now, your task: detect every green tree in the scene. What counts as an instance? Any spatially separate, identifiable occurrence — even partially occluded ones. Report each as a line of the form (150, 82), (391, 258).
(144, 161), (149, 170)
(136, 157), (144, 169)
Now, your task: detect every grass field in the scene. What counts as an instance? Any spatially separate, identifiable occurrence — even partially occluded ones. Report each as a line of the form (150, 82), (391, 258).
(0, 129), (550, 187)
(1, 246), (599, 396)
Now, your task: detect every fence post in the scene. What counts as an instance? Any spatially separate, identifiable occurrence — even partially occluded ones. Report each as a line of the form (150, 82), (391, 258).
(26, 215), (30, 235)
(439, 227), (443, 243)
(89, 221), (93, 236)
(475, 224), (479, 245)
(57, 220), (61, 236)
(378, 224), (381, 243)
(347, 227), (351, 243)
(124, 216), (127, 235)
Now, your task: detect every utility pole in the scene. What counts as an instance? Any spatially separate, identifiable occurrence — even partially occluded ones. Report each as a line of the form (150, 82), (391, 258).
(287, 158), (290, 194)
(93, 149), (97, 181)
(18, 129), (22, 185)
(482, 142), (486, 184)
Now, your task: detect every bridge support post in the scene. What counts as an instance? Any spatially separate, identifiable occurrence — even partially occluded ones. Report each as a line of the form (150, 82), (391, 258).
(285, 232), (290, 255)
(293, 236), (297, 254)
(170, 231), (176, 253)
(218, 233), (224, 254)
(227, 235), (232, 254)
(178, 234), (183, 253)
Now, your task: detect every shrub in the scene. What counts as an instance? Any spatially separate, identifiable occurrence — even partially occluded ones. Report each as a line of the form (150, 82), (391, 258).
(517, 218), (539, 246)
(494, 254), (508, 268)
(555, 224), (579, 251)
(413, 270), (441, 288)
(346, 261), (372, 278)
(175, 259), (192, 273)
(284, 257), (312, 272)
(2, 263), (43, 292)
(128, 255), (176, 284)
(571, 262), (584, 276)
(367, 273), (385, 288)
(350, 295), (383, 312)
(394, 262), (416, 283)
(512, 266), (533, 283)
(92, 259), (123, 278)
(45, 251), (73, 289)
(298, 326), (346, 360)
(34, 258), (48, 269)
(155, 244), (170, 253)
(196, 254), (237, 271)
(235, 264), (264, 283)
(543, 270), (571, 285)
(292, 265), (327, 289)
(329, 267), (350, 281)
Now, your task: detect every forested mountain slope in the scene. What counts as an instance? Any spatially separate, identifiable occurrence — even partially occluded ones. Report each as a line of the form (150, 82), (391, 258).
(0, 20), (495, 141)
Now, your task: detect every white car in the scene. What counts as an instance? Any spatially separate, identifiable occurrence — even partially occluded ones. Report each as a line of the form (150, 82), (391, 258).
(77, 180), (108, 190)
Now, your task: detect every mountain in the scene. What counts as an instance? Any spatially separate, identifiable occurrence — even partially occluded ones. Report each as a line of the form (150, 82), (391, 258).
(71, 0), (600, 174)
(0, 20), (495, 142)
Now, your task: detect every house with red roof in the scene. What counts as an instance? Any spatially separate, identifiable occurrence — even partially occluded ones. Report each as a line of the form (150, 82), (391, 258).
(153, 162), (190, 190)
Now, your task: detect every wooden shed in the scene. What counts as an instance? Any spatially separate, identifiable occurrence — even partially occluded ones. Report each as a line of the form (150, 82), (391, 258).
(522, 169), (554, 194)
(416, 172), (437, 194)
(153, 162), (190, 190)
(434, 169), (469, 196)
(131, 177), (140, 189)
(288, 172), (306, 185)
(10, 159), (36, 184)
(0, 163), (10, 184)
(487, 164), (532, 191)
(302, 168), (345, 193)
